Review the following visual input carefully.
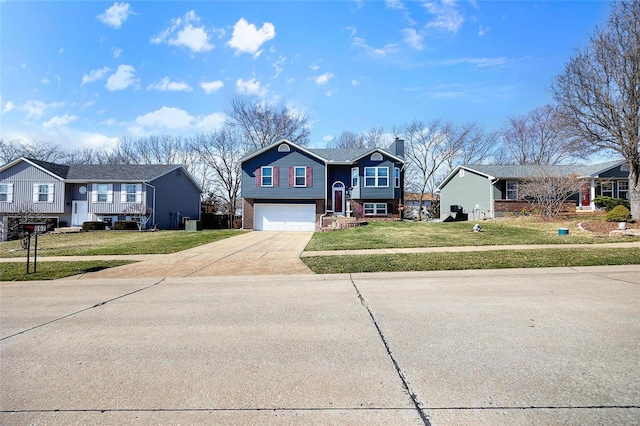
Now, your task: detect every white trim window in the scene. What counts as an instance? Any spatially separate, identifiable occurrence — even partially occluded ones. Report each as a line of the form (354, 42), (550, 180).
(0, 183), (13, 203)
(351, 167), (359, 188)
(121, 183), (142, 203)
(395, 167), (400, 188)
(261, 166), (274, 187)
(33, 183), (54, 203)
(294, 166), (306, 187)
(364, 167), (389, 187)
(600, 181), (613, 197)
(506, 180), (518, 200)
(618, 180), (629, 200)
(92, 183), (113, 203)
(364, 202), (387, 215)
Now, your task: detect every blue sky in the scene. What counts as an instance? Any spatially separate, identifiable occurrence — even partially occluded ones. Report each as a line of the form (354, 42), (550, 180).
(0, 0), (612, 151)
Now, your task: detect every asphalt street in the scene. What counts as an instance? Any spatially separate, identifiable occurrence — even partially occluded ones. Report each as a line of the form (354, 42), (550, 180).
(1, 266), (639, 425)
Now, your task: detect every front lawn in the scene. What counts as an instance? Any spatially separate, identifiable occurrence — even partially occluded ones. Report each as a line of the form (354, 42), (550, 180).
(305, 218), (624, 251)
(302, 247), (640, 274)
(0, 229), (243, 258)
(0, 260), (135, 281)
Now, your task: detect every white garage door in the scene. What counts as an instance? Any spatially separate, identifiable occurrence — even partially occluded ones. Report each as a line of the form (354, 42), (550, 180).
(254, 204), (316, 231)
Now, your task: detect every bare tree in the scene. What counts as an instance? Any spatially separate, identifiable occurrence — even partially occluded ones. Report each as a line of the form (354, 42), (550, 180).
(0, 139), (68, 164)
(552, 0), (640, 219)
(403, 119), (470, 221)
(499, 104), (581, 165)
(448, 122), (500, 168)
(226, 98), (310, 150)
(519, 167), (586, 218)
(122, 203), (153, 231)
(189, 128), (243, 215)
(328, 131), (365, 149)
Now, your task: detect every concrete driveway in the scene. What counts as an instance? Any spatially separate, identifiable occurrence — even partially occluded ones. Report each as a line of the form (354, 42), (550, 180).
(76, 231), (314, 279)
(1, 266), (639, 425)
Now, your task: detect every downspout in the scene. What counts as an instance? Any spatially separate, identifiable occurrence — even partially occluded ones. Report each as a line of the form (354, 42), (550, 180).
(489, 177), (498, 219)
(144, 182), (156, 228)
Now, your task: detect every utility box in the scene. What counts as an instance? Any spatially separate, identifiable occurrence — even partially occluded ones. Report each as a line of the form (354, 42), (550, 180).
(185, 219), (202, 232)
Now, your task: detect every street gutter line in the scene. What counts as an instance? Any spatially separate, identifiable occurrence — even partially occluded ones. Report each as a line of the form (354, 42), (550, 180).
(0, 278), (166, 342)
(349, 274), (432, 426)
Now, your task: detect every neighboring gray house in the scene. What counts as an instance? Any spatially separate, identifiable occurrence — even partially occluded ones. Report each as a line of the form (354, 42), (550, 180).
(240, 139), (405, 231)
(0, 157), (201, 239)
(436, 160), (629, 220)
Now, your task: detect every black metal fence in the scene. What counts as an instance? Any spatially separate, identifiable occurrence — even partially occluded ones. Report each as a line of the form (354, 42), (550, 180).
(201, 214), (242, 229)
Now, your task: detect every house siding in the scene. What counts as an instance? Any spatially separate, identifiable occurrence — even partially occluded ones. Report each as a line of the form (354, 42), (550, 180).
(439, 169), (492, 219)
(151, 169), (201, 229)
(0, 162), (65, 213)
(357, 156), (398, 200)
(241, 147), (325, 200)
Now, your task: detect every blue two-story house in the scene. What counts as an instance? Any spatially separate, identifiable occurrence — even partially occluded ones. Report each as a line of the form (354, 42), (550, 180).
(240, 139), (405, 231)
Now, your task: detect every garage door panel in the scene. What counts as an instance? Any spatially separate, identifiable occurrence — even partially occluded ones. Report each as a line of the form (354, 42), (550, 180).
(254, 204), (316, 232)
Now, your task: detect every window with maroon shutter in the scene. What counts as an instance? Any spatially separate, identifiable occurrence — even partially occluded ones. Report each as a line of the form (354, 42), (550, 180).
(259, 166), (274, 187)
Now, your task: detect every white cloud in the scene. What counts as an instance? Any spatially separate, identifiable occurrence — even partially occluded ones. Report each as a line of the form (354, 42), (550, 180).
(58, 48), (64, 54)
(352, 36), (400, 57)
(478, 25), (489, 36)
(2, 101), (15, 113)
(151, 11), (214, 53)
(310, 64), (320, 71)
(146, 77), (192, 92)
(403, 28), (424, 50)
(100, 118), (117, 126)
(386, 0), (405, 10)
(41, 77), (50, 85)
(42, 114), (78, 129)
(200, 80), (224, 94)
(226, 18), (275, 57)
(196, 112), (226, 131)
(97, 2), (133, 29)
(106, 65), (138, 91)
(135, 107), (194, 129)
(82, 66), (111, 85)
(21, 100), (63, 119)
(351, 80), (360, 86)
(314, 72), (334, 86)
(112, 47), (122, 58)
(423, 1), (464, 33)
(236, 78), (267, 96)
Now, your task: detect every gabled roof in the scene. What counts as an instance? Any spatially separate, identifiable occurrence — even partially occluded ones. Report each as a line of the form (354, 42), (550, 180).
(436, 159), (628, 191)
(1, 157), (201, 190)
(240, 139), (405, 164)
(0, 157), (70, 180)
(65, 164), (183, 182)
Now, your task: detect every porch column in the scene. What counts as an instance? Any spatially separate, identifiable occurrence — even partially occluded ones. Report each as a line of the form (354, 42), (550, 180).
(590, 179), (596, 210)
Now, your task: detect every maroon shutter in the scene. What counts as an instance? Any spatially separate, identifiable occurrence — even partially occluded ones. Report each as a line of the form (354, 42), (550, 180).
(255, 168), (261, 187)
(289, 167), (294, 187)
(273, 167), (279, 187)
(306, 167), (312, 187)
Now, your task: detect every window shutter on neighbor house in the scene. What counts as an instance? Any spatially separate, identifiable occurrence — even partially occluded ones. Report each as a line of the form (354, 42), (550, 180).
(273, 167), (279, 187)
(255, 168), (261, 186)
(136, 184), (142, 203)
(289, 167), (294, 187)
(33, 184), (39, 203)
(306, 166), (312, 187)
(48, 184), (54, 203)
(107, 184), (113, 203)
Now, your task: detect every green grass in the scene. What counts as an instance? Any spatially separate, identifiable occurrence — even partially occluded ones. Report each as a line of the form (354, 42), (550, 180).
(0, 229), (243, 258)
(306, 219), (618, 251)
(302, 248), (640, 274)
(0, 260), (135, 281)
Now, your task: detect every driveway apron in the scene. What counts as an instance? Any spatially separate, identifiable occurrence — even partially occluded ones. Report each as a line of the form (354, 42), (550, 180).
(75, 231), (314, 279)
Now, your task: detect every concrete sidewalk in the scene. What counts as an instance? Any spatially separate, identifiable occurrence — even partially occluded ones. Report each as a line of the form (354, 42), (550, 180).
(1, 266), (639, 424)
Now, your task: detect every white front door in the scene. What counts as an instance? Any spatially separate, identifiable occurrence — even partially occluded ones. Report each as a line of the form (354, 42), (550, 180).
(71, 201), (89, 226)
